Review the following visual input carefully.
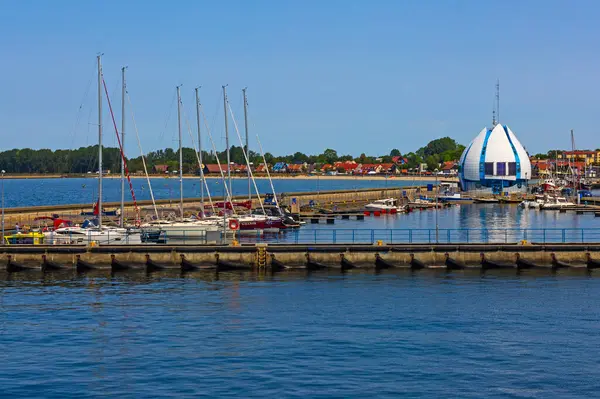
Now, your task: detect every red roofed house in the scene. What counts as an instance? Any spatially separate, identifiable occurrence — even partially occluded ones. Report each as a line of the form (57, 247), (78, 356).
(255, 164), (269, 173)
(333, 161), (358, 174)
(287, 164), (304, 173)
(392, 156), (409, 165)
(153, 164), (169, 173)
(204, 164), (226, 174)
(441, 161), (458, 176)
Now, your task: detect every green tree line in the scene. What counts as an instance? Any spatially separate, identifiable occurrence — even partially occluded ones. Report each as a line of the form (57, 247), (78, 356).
(0, 137), (466, 174)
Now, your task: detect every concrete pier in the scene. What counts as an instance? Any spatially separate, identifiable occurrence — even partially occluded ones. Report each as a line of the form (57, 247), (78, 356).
(2, 243), (600, 270)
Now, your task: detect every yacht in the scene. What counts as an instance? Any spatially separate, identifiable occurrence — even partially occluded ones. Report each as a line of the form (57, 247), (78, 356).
(44, 223), (142, 245)
(365, 198), (403, 212)
(141, 218), (219, 238)
(540, 196), (574, 210)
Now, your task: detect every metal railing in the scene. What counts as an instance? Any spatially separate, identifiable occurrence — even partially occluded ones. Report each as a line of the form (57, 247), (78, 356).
(4, 227), (600, 246)
(236, 228), (600, 245)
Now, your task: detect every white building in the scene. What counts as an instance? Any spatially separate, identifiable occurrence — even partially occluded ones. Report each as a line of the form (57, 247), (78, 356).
(459, 123), (531, 194)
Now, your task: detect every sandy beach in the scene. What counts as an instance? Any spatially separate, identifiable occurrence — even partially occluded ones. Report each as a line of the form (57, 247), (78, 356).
(2, 173), (457, 182)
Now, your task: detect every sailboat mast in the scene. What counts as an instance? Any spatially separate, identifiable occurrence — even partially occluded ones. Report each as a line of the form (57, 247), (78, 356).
(177, 85), (183, 219)
(243, 87), (250, 201)
(195, 87), (204, 213)
(120, 66), (126, 227)
(223, 85), (232, 200)
(97, 54), (103, 228)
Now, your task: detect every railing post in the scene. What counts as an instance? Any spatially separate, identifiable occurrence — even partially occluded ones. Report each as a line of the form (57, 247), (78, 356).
(505, 229), (507, 244)
(582, 229), (584, 243)
(428, 230), (431, 243)
(390, 229), (393, 244)
(314, 229), (317, 244)
(466, 229), (469, 243)
(352, 229), (355, 244)
(333, 229), (336, 244)
(562, 229), (565, 243)
(371, 229), (374, 244)
(543, 229), (546, 243)
(447, 229), (450, 243)
(409, 229), (413, 244)
(295, 229), (299, 244)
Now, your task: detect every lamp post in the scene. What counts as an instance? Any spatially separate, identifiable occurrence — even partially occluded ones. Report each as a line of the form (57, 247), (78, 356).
(1, 170), (5, 242)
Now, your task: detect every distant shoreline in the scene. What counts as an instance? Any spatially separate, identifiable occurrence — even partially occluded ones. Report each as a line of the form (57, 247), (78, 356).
(1, 173), (456, 182)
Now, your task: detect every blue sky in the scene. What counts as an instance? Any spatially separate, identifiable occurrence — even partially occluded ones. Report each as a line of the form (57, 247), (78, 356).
(1, 0), (599, 157)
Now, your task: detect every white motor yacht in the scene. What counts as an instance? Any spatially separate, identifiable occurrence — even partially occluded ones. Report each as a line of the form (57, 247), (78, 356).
(365, 198), (403, 212)
(44, 225), (142, 245)
(540, 196), (574, 210)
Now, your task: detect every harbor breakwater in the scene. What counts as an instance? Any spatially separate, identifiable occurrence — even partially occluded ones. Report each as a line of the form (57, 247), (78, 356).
(3, 243), (600, 271)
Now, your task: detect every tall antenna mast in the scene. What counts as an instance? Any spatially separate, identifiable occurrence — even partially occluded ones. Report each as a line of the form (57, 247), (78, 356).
(496, 79), (500, 125)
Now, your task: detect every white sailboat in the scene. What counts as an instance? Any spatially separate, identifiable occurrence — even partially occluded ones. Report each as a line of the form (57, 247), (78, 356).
(45, 56), (141, 245)
(139, 85), (219, 239)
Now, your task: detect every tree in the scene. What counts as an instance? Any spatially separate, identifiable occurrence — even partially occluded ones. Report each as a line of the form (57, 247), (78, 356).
(322, 148), (338, 164)
(425, 155), (439, 171)
(417, 137), (459, 158)
(390, 148), (401, 157)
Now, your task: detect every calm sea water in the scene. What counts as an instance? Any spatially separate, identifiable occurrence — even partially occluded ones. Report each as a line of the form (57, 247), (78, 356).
(0, 177), (431, 208)
(2, 270), (600, 398)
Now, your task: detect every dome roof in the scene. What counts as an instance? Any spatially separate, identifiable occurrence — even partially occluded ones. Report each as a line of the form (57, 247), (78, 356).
(459, 124), (531, 182)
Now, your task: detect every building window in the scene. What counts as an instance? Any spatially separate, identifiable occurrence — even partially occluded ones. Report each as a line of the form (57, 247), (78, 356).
(484, 162), (494, 175)
(508, 162), (517, 176)
(496, 162), (506, 176)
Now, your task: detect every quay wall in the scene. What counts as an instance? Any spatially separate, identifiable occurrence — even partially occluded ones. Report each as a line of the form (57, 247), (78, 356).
(3, 243), (600, 269)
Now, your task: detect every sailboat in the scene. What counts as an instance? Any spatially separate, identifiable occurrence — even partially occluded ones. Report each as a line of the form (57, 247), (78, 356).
(220, 87), (288, 235)
(140, 85), (219, 239)
(46, 56), (142, 245)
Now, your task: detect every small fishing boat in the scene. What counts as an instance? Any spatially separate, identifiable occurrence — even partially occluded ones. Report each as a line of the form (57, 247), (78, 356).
(3, 232), (46, 245)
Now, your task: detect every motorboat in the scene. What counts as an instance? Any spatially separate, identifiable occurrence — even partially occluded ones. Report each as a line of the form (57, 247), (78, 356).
(44, 224), (142, 245)
(540, 196), (575, 210)
(437, 191), (474, 204)
(365, 198), (403, 212)
(474, 197), (499, 203)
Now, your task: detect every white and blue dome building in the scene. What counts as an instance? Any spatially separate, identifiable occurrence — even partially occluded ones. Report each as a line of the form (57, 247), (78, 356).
(458, 123), (531, 194)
